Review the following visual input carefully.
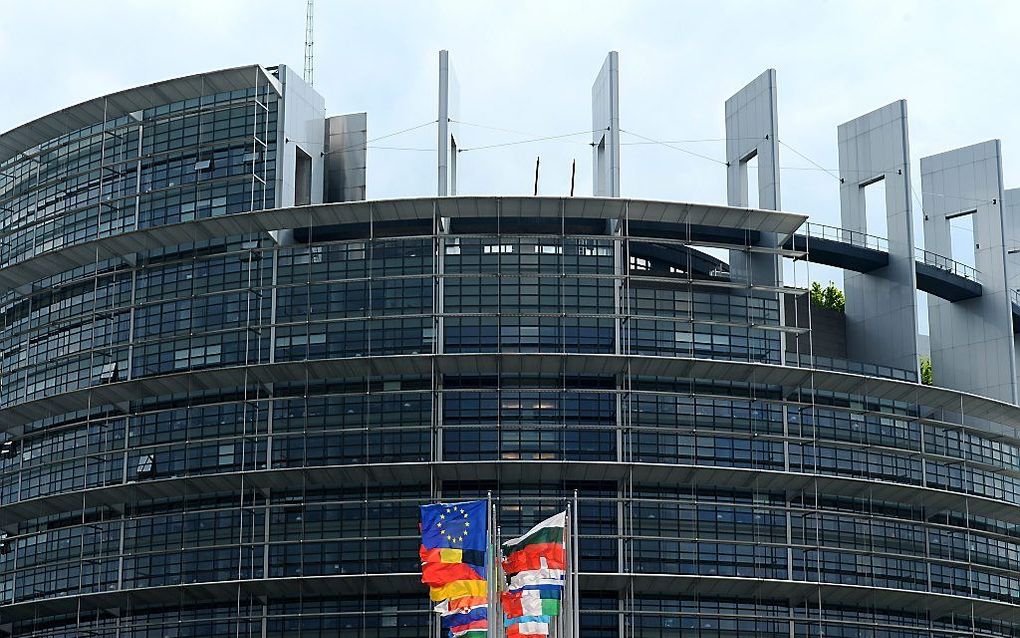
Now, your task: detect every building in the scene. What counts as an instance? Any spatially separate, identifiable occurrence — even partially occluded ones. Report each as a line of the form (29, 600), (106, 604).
(1, 54), (1020, 638)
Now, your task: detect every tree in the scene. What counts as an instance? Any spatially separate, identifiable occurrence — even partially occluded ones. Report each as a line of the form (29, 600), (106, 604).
(920, 356), (933, 385)
(810, 281), (845, 313)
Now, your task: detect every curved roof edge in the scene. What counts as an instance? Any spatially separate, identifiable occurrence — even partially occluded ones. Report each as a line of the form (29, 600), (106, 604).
(0, 64), (280, 165)
(0, 196), (807, 294)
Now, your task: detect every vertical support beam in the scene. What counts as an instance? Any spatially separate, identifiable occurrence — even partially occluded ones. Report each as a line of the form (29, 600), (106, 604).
(437, 50), (460, 196)
(838, 100), (920, 376)
(922, 140), (1017, 403)
(1002, 188), (1020, 390)
(725, 69), (781, 286)
(591, 51), (620, 197)
(323, 112), (367, 202)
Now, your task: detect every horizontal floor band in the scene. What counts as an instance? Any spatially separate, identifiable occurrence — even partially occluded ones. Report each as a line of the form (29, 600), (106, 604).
(1, 460), (1017, 532)
(2, 354), (1017, 435)
(0, 572), (1015, 625)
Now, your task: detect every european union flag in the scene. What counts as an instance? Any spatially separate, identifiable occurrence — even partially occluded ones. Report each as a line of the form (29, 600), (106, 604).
(420, 500), (488, 554)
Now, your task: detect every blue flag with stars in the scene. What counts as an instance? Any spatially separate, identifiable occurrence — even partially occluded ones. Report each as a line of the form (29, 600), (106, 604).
(420, 500), (488, 554)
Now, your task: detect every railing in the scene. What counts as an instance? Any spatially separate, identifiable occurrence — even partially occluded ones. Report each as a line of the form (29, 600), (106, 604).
(914, 247), (980, 283)
(1012, 289), (1020, 308)
(799, 223), (889, 253)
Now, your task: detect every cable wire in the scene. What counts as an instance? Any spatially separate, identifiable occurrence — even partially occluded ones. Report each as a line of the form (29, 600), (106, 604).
(365, 120), (437, 144)
(326, 116), (438, 153)
(458, 129), (600, 153)
(776, 139), (840, 182)
(368, 146), (436, 152)
(619, 129), (727, 166)
(450, 119), (596, 146)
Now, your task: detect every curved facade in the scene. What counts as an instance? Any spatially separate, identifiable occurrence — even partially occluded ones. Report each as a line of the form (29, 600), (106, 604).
(4, 66), (1020, 638)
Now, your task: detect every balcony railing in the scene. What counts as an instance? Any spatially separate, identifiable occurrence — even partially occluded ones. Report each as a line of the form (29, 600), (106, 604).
(799, 223), (889, 253)
(914, 247), (980, 283)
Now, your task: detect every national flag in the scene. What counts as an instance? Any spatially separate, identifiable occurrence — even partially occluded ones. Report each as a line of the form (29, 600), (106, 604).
(505, 617), (551, 637)
(502, 511), (567, 602)
(441, 607), (487, 629)
(421, 561), (485, 588)
(420, 546), (487, 570)
(421, 501), (488, 555)
(420, 499), (490, 619)
(502, 512), (565, 573)
(434, 597), (488, 615)
(450, 620), (487, 633)
(429, 579), (487, 601)
(510, 584), (563, 599)
(502, 589), (562, 617)
(452, 630), (487, 638)
(508, 568), (564, 590)
(505, 615), (552, 628)
(503, 544), (566, 574)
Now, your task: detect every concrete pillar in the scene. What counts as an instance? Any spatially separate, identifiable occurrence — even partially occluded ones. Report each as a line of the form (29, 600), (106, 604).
(838, 100), (920, 376)
(438, 50), (459, 196)
(725, 70), (781, 288)
(591, 51), (620, 197)
(922, 140), (1017, 403)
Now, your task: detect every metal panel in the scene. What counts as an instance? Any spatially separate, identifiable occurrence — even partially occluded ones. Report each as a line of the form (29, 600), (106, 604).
(922, 140), (1017, 403)
(838, 101), (920, 374)
(591, 51), (620, 197)
(437, 50), (460, 196)
(725, 70), (782, 290)
(324, 112), (368, 202)
(275, 65), (326, 208)
(1005, 188), (1020, 383)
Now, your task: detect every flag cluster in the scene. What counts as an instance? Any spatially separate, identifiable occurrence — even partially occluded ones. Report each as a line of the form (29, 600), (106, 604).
(500, 512), (567, 637)
(420, 501), (489, 638)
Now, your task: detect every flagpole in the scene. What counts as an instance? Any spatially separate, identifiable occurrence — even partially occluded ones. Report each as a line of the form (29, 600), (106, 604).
(496, 523), (503, 638)
(572, 490), (580, 638)
(494, 503), (502, 638)
(486, 491), (493, 638)
(564, 502), (572, 638)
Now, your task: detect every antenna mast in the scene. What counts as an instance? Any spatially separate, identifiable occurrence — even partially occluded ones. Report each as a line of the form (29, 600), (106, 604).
(303, 0), (314, 85)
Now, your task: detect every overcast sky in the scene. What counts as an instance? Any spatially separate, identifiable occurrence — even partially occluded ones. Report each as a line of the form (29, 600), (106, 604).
(1, 0), (1018, 306)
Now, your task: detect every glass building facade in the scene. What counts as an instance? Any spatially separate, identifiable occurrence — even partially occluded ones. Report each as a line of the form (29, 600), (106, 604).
(1, 67), (1020, 638)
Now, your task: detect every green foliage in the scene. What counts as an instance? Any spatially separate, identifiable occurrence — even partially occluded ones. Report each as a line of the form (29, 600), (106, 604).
(920, 356), (933, 385)
(810, 281), (845, 313)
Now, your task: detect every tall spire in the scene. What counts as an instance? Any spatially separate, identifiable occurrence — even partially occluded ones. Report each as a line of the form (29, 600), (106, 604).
(303, 0), (314, 86)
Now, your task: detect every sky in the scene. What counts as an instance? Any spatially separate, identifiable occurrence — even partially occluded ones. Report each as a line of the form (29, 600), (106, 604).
(1, 0), (1018, 314)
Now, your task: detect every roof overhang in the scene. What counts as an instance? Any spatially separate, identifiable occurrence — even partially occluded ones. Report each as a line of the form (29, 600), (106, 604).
(0, 64), (281, 165)
(0, 196), (807, 294)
